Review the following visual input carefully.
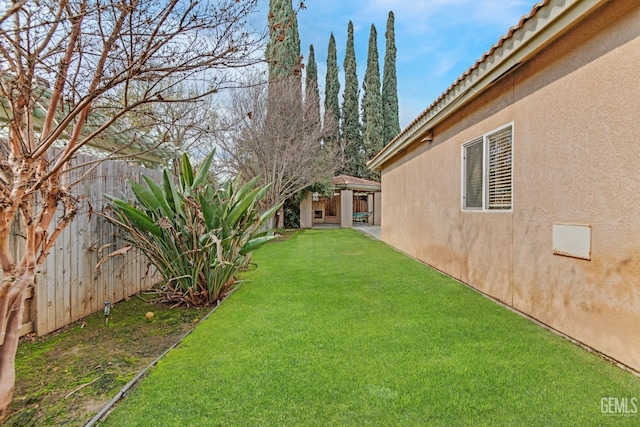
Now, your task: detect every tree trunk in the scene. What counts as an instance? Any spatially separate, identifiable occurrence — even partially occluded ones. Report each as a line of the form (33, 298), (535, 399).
(276, 206), (284, 229)
(0, 275), (31, 422)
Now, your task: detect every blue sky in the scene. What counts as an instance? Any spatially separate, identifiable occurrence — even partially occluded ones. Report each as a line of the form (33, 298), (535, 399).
(252, 0), (537, 129)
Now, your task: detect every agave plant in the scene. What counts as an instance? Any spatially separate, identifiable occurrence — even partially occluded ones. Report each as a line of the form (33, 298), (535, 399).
(106, 151), (279, 306)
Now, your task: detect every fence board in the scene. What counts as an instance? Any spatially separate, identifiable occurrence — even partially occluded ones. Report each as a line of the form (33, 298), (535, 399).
(35, 213), (50, 336)
(61, 160), (75, 328)
(69, 161), (81, 322)
(91, 160), (105, 315)
(101, 160), (114, 307)
(114, 161), (128, 303)
(51, 203), (62, 332)
(9, 153), (164, 337)
(76, 159), (88, 319)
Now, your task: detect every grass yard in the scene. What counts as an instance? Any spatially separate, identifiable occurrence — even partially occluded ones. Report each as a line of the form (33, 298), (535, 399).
(103, 229), (640, 426)
(7, 297), (213, 426)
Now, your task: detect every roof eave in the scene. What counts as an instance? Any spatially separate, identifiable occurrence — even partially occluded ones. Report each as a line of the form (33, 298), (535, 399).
(333, 183), (381, 192)
(368, 0), (609, 170)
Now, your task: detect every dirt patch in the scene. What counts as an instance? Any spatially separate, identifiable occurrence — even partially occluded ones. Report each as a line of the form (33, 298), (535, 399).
(5, 295), (214, 426)
(274, 229), (300, 242)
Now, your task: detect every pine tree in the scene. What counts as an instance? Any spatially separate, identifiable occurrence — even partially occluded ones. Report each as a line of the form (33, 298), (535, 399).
(362, 24), (383, 181)
(382, 11), (400, 146)
(324, 33), (340, 153)
(305, 44), (321, 135)
(342, 21), (363, 177)
(265, 0), (302, 80)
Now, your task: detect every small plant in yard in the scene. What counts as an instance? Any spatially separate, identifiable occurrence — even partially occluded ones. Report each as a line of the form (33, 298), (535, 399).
(105, 151), (279, 306)
(5, 297), (213, 426)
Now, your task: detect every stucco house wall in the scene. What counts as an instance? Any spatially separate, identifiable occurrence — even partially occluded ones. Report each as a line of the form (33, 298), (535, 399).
(376, 0), (640, 371)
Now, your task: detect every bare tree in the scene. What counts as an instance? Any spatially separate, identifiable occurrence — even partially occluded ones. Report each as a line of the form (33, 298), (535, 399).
(215, 72), (339, 228)
(0, 0), (262, 418)
(108, 80), (220, 157)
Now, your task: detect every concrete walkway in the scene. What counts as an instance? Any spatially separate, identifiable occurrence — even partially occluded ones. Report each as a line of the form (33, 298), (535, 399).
(311, 223), (381, 240)
(354, 224), (381, 240)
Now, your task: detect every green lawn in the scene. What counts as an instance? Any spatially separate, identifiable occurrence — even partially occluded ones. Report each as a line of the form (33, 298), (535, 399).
(103, 229), (640, 426)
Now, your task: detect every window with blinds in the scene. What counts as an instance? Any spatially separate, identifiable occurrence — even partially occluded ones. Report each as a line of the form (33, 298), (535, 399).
(487, 126), (512, 209)
(463, 138), (483, 209)
(461, 124), (513, 211)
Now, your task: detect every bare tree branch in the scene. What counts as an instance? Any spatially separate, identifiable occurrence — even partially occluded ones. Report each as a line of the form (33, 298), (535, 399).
(214, 72), (340, 227)
(0, 0), (264, 418)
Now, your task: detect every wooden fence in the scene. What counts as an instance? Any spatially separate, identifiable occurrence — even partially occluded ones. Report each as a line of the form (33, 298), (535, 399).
(8, 153), (163, 338)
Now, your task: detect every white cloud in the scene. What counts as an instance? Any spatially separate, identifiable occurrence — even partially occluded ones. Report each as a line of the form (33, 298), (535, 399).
(260, 0), (537, 127)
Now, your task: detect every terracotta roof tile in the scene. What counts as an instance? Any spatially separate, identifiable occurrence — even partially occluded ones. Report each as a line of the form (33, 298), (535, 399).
(332, 174), (381, 188)
(389, 0), (549, 146)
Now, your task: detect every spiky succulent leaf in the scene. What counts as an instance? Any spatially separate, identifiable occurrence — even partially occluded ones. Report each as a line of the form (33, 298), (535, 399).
(260, 203), (282, 226)
(106, 152), (278, 306)
(142, 175), (175, 219)
(239, 235), (278, 256)
(233, 176), (259, 203)
(112, 199), (163, 237)
(129, 180), (160, 212)
(181, 153), (194, 188)
(163, 169), (183, 215)
(227, 186), (262, 227)
(193, 150), (215, 188)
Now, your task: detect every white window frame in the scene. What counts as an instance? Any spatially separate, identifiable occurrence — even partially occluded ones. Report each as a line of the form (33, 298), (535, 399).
(461, 123), (513, 211)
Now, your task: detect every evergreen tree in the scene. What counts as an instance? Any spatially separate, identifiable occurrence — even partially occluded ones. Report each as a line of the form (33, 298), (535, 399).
(264, 0), (303, 227)
(265, 0), (302, 141)
(265, 0), (301, 80)
(342, 21), (363, 177)
(382, 11), (400, 146)
(323, 33), (340, 153)
(361, 24), (383, 181)
(305, 44), (321, 135)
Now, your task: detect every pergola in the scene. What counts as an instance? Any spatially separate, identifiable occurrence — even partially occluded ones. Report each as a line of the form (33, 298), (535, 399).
(300, 175), (381, 228)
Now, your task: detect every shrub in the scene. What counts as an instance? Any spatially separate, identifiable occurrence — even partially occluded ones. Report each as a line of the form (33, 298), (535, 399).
(106, 151), (279, 306)
(283, 197), (300, 229)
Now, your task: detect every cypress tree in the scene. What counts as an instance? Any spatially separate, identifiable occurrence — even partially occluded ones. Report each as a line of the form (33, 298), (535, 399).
(306, 45), (319, 99)
(382, 11), (400, 146)
(264, 0), (302, 227)
(305, 44), (321, 135)
(342, 21), (363, 177)
(361, 24), (383, 181)
(265, 0), (301, 80)
(265, 0), (302, 137)
(323, 33), (340, 154)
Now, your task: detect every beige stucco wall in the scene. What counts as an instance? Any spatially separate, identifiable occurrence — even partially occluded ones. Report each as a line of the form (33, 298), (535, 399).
(340, 190), (353, 228)
(373, 192), (382, 226)
(299, 193), (313, 229)
(380, 0), (640, 370)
